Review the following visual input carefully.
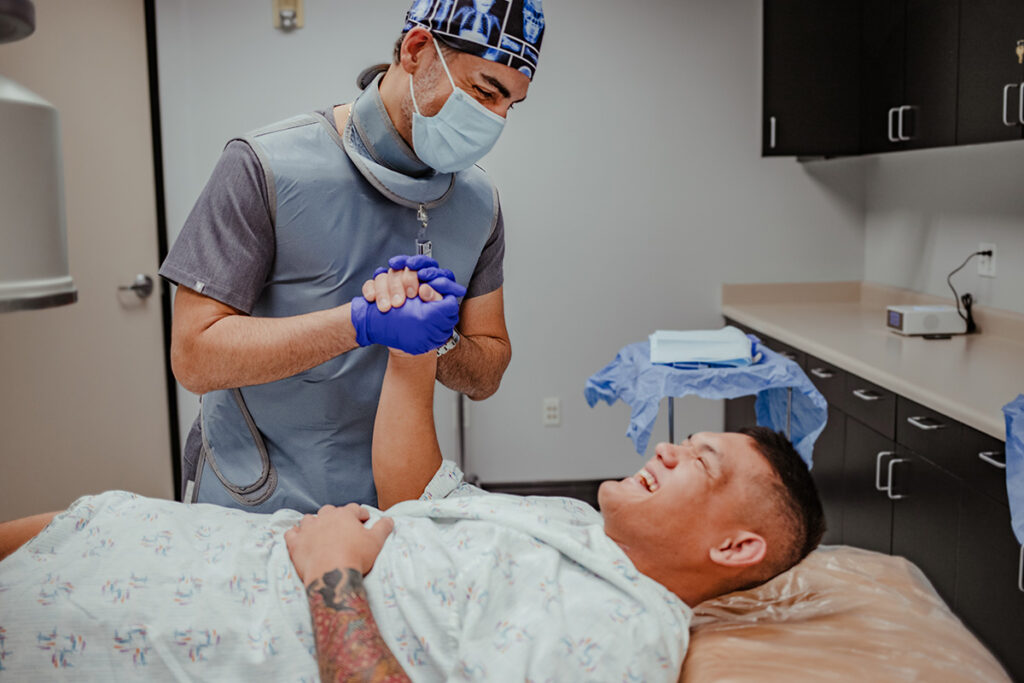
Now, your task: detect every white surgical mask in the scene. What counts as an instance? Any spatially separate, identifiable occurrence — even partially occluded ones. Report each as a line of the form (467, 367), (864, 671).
(409, 38), (506, 173)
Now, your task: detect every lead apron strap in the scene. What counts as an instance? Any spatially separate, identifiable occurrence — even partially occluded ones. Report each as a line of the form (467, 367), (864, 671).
(198, 388), (278, 506)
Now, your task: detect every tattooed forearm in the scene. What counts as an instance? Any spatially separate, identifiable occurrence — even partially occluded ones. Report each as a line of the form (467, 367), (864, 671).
(306, 568), (411, 683)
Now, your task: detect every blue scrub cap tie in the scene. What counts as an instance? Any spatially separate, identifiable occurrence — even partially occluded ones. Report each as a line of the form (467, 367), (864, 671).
(403, 0), (546, 80)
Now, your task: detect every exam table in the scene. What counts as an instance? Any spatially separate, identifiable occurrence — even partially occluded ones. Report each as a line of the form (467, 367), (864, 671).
(681, 545), (1010, 682)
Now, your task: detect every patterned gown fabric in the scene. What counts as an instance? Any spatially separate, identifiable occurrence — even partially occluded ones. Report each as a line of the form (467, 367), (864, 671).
(0, 461), (690, 681)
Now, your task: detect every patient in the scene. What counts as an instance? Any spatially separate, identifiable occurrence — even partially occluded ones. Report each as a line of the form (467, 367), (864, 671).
(0, 350), (824, 681)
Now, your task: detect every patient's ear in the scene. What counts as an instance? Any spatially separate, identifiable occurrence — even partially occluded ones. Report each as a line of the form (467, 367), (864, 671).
(708, 531), (766, 568)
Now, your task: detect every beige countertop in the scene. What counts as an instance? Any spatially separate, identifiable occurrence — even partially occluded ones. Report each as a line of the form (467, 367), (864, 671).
(721, 282), (1024, 441)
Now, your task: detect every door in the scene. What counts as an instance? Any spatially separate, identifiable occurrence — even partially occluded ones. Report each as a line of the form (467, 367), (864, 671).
(0, 0), (173, 519)
(955, 491), (1024, 680)
(957, 0), (1024, 145)
(841, 416), (893, 553)
(762, 0), (861, 157)
(861, 0), (908, 153)
(814, 405), (846, 545)
(902, 0), (960, 150)
(889, 451), (960, 604)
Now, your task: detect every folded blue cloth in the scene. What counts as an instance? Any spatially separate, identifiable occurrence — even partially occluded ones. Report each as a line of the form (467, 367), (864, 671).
(1003, 395), (1024, 545)
(649, 327), (759, 368)
(584, 341), (827, 467)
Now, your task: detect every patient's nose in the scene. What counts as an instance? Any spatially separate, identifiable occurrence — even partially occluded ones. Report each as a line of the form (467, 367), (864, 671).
(655, 442), (680, 468)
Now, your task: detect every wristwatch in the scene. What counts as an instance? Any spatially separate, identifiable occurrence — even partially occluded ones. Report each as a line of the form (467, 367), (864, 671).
(436, 329), (460, 357)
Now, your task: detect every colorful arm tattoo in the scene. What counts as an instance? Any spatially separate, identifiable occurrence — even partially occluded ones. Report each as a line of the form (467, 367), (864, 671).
(306, 568), (411, 683)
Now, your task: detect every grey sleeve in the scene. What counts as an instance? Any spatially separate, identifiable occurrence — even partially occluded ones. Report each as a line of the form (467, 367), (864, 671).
(158, 140), (274, 314)
(463, 204), (505, 300)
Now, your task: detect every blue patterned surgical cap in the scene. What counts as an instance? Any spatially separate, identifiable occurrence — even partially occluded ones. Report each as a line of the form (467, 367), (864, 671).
(404, 0), (546, 80)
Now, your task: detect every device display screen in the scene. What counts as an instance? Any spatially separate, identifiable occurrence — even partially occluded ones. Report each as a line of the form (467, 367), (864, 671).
(887, 310), (903, 329)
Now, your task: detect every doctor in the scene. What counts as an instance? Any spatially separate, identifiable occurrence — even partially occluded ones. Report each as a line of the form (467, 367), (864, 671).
(159, 0), (546, 513)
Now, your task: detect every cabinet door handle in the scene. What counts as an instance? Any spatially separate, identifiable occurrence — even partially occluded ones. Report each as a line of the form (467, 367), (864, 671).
(887, 107), (899, 142)
(1019, 545), (1024, 593)
(978, 451), (1006, 470)
(779, 350), (797, 361)
(1004, 84), (1019, 127)
(897, 105), (912, 141)
(907, 415), (946, 431)
(887, 458), (910, 500)
(770, 116), (777, 149)
(1019, 82), (1024, 126)
(875, 451), (895, 491)
(852, 388), (882, 402)
(810, 367), (835, 379)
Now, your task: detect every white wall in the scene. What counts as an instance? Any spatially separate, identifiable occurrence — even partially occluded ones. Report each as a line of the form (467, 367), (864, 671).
(863, 140), (1024, 316)
(156, 0), (865, 483)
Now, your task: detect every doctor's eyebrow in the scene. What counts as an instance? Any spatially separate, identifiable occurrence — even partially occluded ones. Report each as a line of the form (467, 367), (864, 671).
(481, 74), (513, 100)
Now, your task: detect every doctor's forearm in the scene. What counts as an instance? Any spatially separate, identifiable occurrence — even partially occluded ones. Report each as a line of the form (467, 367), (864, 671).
(172, 304), (360, 394)
(436, 333), (510, 400)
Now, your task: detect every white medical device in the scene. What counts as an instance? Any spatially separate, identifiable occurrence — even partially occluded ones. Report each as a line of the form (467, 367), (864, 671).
(886, 305), (966, 336)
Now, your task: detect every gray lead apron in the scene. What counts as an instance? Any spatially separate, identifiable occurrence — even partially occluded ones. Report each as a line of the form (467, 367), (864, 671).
(191, 80), (498, 513)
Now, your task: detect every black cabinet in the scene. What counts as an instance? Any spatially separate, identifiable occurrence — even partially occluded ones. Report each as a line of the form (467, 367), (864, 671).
(889, 450), (960, 604)
(765, 0), (1024, 156)
(956, 491), (1024, 677)
(724, 318), (1022, 679)
(957, 0), (1024, 145)
(762, 0), (861, 157)
(842, 416), (894, 553)
(815, 405), (846, 545)
(861, 0), (960, 153)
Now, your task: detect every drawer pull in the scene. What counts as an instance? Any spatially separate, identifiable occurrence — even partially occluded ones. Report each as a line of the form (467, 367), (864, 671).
(978, 451), (1006, 470)
(886, 458), (910, 500)
(907, 416), (947, 431)
(810, 367), (835, 379)
(779, 351), (797, 361)
(875, 451), (895, 492)
(852, 389), (882, 402)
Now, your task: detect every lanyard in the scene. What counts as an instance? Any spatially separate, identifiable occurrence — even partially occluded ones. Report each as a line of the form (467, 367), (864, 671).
(416, 203), (432, 256)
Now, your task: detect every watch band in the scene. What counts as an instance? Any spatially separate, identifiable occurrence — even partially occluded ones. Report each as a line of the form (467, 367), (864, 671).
(436, 329), (460, 357)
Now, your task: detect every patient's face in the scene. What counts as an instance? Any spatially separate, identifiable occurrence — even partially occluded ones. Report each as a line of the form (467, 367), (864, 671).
(598, 432), (772, 561)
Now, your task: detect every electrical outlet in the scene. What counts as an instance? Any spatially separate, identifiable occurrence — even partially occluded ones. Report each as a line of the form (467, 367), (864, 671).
(273, 0), (304, 30)
(978, 242), (997, 278)
(542, 397), (561, 427)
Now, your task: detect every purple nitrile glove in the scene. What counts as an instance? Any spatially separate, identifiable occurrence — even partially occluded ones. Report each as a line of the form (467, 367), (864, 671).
(373, 254), (440, 279)
(351, 274), (468, 354)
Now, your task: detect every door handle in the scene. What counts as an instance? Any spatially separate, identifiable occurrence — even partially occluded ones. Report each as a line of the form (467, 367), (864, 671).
(1019, 82), (1024, 126)
(978, 451), (1006, 470)
(1004, 84), (1019, 126)
(875, 451), (895, 492)
(852, 388), (882, 402)
(118, 274), (154, 299)
(770, 116), (777, 149)
(906, 415), (946, 431)
(897, 105), (912, 141)
(810, 367), (835, 379)
(886, 458), (910, 500)
(1019, 544), (1023, 593)
(887, 107), (898, 142)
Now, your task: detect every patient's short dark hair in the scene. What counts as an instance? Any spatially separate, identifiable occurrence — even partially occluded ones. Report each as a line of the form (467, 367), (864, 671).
(738, 426), (826, 582)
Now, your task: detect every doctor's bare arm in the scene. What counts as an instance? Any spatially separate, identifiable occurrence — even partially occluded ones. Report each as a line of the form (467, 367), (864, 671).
(437, 286), (510, 400)
(0, 511), (59, 562)
(373, 351), (443, 509)
(170, 286), (361, 395)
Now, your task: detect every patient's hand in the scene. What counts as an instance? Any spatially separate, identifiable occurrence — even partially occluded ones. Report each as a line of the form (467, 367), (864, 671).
(285, 503), (394, 584)
(362, 254), (445, 312)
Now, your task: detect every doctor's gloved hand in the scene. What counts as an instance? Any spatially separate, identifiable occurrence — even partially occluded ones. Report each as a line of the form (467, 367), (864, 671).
(350, 274), (466, 355)
(362, 254), (455, 312)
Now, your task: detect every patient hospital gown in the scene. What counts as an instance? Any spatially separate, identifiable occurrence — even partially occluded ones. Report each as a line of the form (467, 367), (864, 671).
(0, 461), (691, 681)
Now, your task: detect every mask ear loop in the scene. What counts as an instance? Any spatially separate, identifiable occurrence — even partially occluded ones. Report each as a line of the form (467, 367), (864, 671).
(409, 35), (458, 116)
